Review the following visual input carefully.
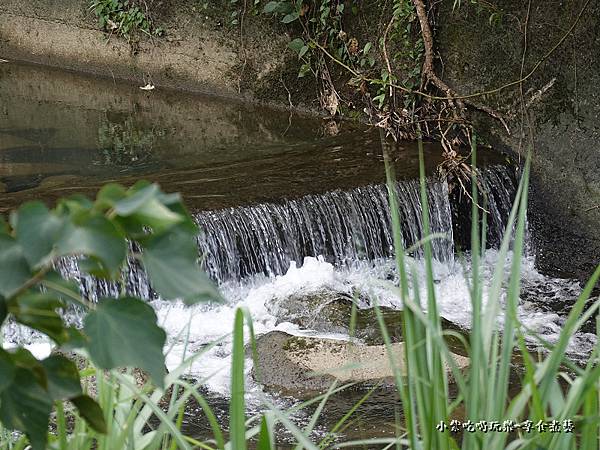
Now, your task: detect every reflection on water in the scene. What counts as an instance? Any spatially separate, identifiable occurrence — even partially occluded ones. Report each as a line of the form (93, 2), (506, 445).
(0, 61), (503, 212)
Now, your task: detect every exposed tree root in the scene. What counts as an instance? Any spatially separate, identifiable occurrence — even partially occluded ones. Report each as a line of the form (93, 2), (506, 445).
(412, 0), (509, 134)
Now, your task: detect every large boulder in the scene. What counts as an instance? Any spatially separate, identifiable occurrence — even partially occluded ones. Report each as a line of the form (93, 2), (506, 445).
(266, 288), (406, 344)
(252, 331), (469, 398)
(266, 288), (469, 349)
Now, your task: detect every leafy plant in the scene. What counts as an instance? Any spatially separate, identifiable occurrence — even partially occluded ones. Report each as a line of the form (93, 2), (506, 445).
(0, 182), (222, 449)
(90, 0), (164, 40)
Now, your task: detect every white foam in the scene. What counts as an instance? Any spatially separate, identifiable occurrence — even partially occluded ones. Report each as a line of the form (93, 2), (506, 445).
(155, 252), (594, 398)
(1, 252), (592, 399)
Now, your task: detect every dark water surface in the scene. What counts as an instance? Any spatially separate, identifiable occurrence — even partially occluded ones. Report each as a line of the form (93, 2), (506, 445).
(0, 61), (505, 213)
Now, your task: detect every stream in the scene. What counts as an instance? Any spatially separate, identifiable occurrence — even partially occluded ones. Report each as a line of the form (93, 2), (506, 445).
(1, 61), (595, 445)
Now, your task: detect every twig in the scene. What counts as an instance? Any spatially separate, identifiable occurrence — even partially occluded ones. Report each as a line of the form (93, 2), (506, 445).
(585, 205), (600, 212)
(9, 266), (52, 301)
(280, 74), (293, 109)
(382, 17), (396, 110)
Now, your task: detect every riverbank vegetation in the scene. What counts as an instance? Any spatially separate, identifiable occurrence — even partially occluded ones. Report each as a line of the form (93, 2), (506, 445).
(0, 136), (599, 449)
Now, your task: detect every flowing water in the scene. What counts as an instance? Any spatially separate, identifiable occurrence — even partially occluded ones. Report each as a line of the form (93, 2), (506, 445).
(1, 60), (594, 444)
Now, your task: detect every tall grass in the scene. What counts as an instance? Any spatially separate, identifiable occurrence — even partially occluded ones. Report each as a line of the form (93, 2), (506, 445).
(363, 134), (600, 450)
(2, 135), (599, 450)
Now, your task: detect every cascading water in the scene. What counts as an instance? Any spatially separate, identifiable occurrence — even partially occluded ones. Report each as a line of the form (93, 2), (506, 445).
(196, 178), (456, 283)
(51, 164), (518, 298)
(4, 161), (595, 405)
(195, 164), (518, 283)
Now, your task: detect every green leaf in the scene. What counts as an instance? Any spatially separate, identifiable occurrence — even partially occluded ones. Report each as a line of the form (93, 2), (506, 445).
(14, 201), (64, 268)
(263, 1), (279, 13)
(61, 327), (89, 350)
(298, 45), (309, 59)
(116, 197), (183, 234)
(0, 368), (53, 450)
(58, 194), (94, 217)
(95, 183), (127, 211)
(113, 183), (159, 216)
(256, 415), (274, 450)
(11, 293), (69, 344)
(0, 349), (16, 395)
(71, 395), (107, 434)
(84, 297), (166, 388)
(298, 63), (311, 78)
(140, 230), (223, 305)
(40, 354), (82, 400)
(14, 202), (64, 268)
(229, 308), (246, 450)
(282, 12), (299, 23)
(57, 215), (126, 277)
(42, 271), (83, 307)
(288, 37), (305, 54)
(113, 184), (184, 235)
(363, 42), (372, 54)
(0, 235), (32, 298)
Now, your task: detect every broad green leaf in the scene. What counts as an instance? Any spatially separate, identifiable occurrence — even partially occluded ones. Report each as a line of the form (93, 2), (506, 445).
(263, 1), (279, 13)
(71, 395), (107, 434)
(11, 293), (69, 344)
(78, 257), (111, 278)
(116, 197), (183, 234)
(41, 354), (82, 400)
(58, 194), (94, 217)
(112, 183), (185, 234)
(61, 327), (89, 350)
(41, 271), (83, 307)
(0, 349), (16, 394)
(95, 183), (127, 211)
(282, 12), (299, 23)
(156, 192), (198, 234)
(57, 215), (126, 277)
(140, 230), (223, 305)
(14, 201), (64, 268)
(288, 37), (305, 54)
(113, 183), (159, 216)
(8, 348), (48, 388)
(84, 297), (166, 388)
(0, 235), (31, 298)
(0, 368), (53, 450)
(298, 45), (309, 58)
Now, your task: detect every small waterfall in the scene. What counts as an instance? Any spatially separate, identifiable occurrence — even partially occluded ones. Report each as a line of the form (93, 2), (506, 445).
(480, 165), (521, 248)
(54, 254), (153, 303)
(196, 177), (455, 283)
(449, 164), (519, 252)
(55, 165), (518, 298)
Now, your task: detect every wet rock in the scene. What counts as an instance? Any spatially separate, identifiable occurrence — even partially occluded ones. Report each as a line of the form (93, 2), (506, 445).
(252, 331), (470, 398)
(266, 288), (405, 344)
(266, 288), (469, 348)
